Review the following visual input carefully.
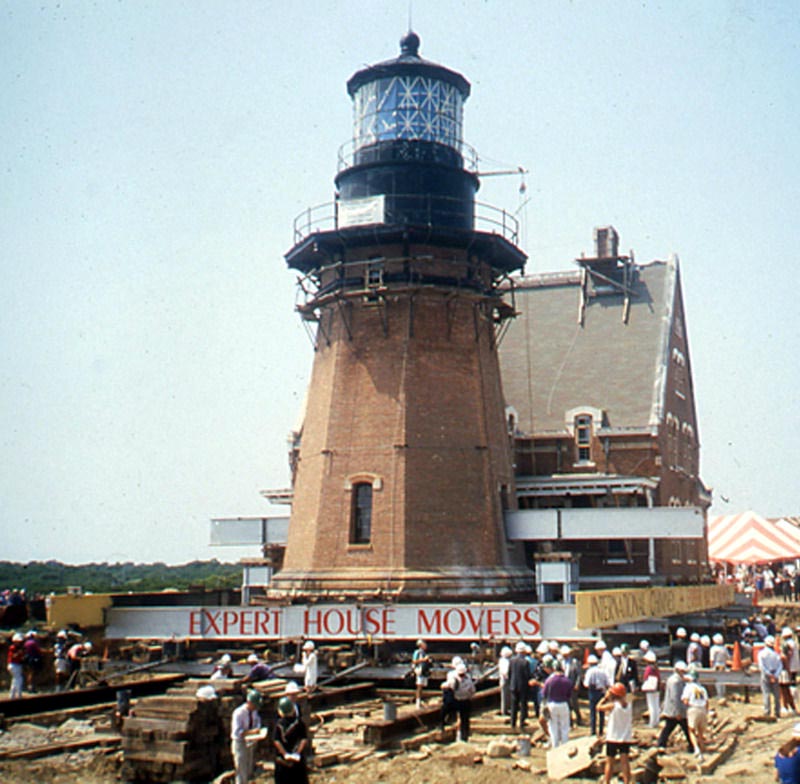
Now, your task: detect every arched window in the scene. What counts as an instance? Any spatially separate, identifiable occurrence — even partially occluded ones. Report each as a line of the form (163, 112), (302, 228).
(351, 482), (373, 544)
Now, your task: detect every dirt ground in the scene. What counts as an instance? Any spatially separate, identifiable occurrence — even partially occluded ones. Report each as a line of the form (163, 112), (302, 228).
(0, 691), (793, 784)
(304, 697), (792, 784)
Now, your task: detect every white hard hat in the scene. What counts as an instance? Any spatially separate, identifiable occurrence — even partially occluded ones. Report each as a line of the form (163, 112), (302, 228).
(595, 639), (607, 650)
(302, 640), (315, 651)
(639, 639), (650, 651)
(765, 635), (776, 646)
(284, 681), (302, 695)
(644, 651), (657, 662)
(220, 654), (231, 664)
(712, 633), (724, 644)
(536, 641), (549, 654)
(782, 627), (794, 638)
(587, 654), (598, 664)
(559, 644), (571, 655)
(674, 660), (688, 672)
(247, 654), (259, 664)
(196, 685), (217, 700)
(12, 632), (23, 642)
(451, 655), (464, 667)
(676, 627), (687, 637)
(501, 646), (513, 657)
(514, 641), (526, 654)
(700, 635), (711, 646)
(57, 630), (68, 639)
(455, 662), (467, 675)
(83, 641), (92, 651)
(690, 633), (700, 642)
(548, 640), (559, 651)
(612, 647), (622, 656)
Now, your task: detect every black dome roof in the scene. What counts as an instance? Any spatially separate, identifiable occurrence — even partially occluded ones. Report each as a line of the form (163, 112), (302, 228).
(346, 32), (470, 98)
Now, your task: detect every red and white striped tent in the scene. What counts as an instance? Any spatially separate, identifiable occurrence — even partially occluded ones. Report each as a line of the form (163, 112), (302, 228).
(708, 511), (800, 564)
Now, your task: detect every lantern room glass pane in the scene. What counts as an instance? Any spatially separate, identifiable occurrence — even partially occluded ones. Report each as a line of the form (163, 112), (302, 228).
(353, 76), (464, 151)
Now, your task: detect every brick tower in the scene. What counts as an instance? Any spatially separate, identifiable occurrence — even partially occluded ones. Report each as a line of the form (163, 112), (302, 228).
(268, 33), (532, 600)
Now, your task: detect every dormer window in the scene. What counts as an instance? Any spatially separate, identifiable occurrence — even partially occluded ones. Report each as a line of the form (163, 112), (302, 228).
(565, 406), (602, 467)
(575, 414), (592, 463)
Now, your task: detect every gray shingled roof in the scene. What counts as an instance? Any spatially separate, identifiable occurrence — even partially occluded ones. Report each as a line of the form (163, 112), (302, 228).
(499, 259), (677, 436)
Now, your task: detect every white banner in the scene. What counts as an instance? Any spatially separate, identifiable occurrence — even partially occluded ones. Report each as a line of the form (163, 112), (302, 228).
(337, 195), (385, 229)
(106, 603), (543, 642)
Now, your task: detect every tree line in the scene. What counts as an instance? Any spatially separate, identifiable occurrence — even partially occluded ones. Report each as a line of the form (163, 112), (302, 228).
(0, 560), (241, 595)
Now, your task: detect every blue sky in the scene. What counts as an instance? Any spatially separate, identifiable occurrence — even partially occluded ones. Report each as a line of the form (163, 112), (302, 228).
(1, 0), (798, 564)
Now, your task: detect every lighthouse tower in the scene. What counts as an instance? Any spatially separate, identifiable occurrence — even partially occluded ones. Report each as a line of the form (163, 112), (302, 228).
(269, 33), (531, 600)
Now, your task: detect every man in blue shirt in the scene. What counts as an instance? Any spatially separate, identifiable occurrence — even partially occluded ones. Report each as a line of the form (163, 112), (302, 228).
(775, 723), (800, 784)
(241, 653), (275, 685)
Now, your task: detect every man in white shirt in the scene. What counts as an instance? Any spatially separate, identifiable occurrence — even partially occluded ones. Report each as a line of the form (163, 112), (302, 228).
(759, 635), (783, 719)
(597, 640), (617, 685)
(597, 682), (633, 784)
(230, 690), (263, 784)
(498, 645), (512, 716)
(584, 654), (611, 736)
(783, 627), (800, 682)
(294, 640), (319, 691)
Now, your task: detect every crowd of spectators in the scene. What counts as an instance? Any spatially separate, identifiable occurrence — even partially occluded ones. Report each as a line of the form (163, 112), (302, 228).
(716, 563), (800, 601)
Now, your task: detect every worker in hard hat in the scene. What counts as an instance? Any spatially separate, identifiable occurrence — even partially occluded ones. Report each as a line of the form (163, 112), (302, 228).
(273, 695), (310, 783)
(242, 653), (275, 685)
(230, 689), (263, 784)
(211, 653), (233, 680)
(65, 639), (92, 688)
(412, 639), (433, 709)
(54, 630), (71, 691)
(7, 633), (25, 698)
(597, 682), (633, 784)
(293, 640), (318, 692)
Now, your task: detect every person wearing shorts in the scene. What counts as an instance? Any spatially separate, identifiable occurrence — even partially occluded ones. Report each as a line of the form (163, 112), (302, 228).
(681, 667), (709, 761)
(597, 682), (633, 784)
(412, 639), (432, 708)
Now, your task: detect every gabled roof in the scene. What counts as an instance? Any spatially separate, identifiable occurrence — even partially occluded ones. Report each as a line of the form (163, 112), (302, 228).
(499, 258), (679, 435)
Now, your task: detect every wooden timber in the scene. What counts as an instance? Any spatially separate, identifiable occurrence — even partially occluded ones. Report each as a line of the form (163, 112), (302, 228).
(120, 679), (241, 783)
(700, 735), (738, 775)
(119, 677), (375, 781)
(362, 685), (500, 748)
(0, 673), (184, 720)
(400, 726), (456, 750)
(0, 734), (120, 761)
